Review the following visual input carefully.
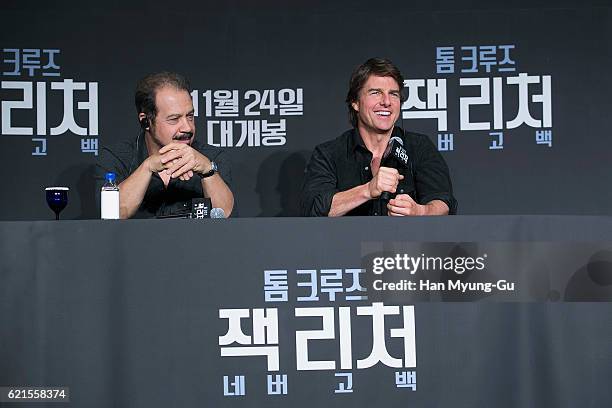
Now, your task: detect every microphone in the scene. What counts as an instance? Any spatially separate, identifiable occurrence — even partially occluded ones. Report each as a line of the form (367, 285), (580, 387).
(380, 136), (409, 202)
(154, 198), (224, 219)
(191, 198), (226, 219)
(210, 208), (226, 219)
(190, 197), (212, 218)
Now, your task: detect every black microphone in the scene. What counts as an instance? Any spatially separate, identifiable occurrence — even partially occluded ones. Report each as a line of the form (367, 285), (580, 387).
(380, 136), (409, 202)
(190, 197), (212, 219)
(191, 199), (226, 219)
(154, 198), (214, 219)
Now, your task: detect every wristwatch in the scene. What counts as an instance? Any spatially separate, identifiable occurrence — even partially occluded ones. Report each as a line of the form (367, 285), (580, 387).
(199, 161), (218, 178)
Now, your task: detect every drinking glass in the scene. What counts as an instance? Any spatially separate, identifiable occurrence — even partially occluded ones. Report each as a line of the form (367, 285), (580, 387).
(45, 187), (69, 220)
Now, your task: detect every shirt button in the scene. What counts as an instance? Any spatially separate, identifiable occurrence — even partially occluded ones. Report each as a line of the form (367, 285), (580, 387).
(399, 188), (404, 193)
(364, 166), (369, 171)
(374, 212), (379, 216)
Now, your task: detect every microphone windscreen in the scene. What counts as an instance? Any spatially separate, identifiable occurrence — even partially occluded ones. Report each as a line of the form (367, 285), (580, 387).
(210, 208), (226, 219)
(382, 136), (404, 160)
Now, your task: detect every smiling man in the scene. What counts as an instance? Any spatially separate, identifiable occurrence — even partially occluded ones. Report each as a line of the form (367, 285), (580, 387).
(97, 72), (234, 219)
(300, 58), (456, 216)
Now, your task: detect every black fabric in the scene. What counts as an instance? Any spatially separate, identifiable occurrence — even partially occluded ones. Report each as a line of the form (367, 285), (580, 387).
(300, 127), (457, 216)
(95, 133), (232, 218)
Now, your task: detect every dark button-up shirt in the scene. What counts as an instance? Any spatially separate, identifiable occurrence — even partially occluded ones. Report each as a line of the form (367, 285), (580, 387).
(96, 135), (232, 218)
(300, 127), (457, 216)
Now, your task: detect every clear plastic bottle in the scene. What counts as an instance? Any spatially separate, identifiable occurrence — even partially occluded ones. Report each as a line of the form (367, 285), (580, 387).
(101, 172), (120, 219)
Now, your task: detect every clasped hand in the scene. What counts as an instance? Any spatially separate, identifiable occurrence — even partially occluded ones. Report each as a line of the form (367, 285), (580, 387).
(367, 167), (425, 216)
(148, 143), (211, 181)
(387, 194), (425, 216)
(368, 166), (404, 198)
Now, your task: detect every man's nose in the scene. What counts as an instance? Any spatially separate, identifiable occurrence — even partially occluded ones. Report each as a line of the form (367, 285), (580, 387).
(179, 116), (193, 131)
(380, 92), (391, 106)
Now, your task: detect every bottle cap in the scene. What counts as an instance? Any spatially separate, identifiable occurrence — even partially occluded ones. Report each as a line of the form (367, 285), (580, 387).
(105, 172), (117, 183)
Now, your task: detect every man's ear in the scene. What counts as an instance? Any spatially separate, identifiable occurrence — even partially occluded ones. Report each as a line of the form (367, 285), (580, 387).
(138, 113), (150, 130)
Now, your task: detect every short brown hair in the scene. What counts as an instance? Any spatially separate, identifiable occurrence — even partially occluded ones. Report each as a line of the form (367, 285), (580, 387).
(135, 72), (191, 123)
(345, 58), (405, 128)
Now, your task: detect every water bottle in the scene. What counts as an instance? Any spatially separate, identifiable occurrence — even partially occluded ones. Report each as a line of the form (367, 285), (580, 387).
(101, 172), (120, 219)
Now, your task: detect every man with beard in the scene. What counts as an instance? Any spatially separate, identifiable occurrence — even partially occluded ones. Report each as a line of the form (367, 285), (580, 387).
(97, 72), (234, 219)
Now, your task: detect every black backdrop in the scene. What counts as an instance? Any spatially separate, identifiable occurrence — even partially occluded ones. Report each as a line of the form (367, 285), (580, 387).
(1, 0), (611, 219)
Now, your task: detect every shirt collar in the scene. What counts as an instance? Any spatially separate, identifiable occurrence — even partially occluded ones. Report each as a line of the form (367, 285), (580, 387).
(349, 126), (403, 153)
(349, 128), (368, 153)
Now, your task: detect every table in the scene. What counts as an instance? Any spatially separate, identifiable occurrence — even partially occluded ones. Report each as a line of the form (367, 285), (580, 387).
(2, 216), (612, 407)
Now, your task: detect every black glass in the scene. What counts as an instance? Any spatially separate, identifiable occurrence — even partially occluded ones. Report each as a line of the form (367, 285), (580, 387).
(45, 187), (69, 220)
